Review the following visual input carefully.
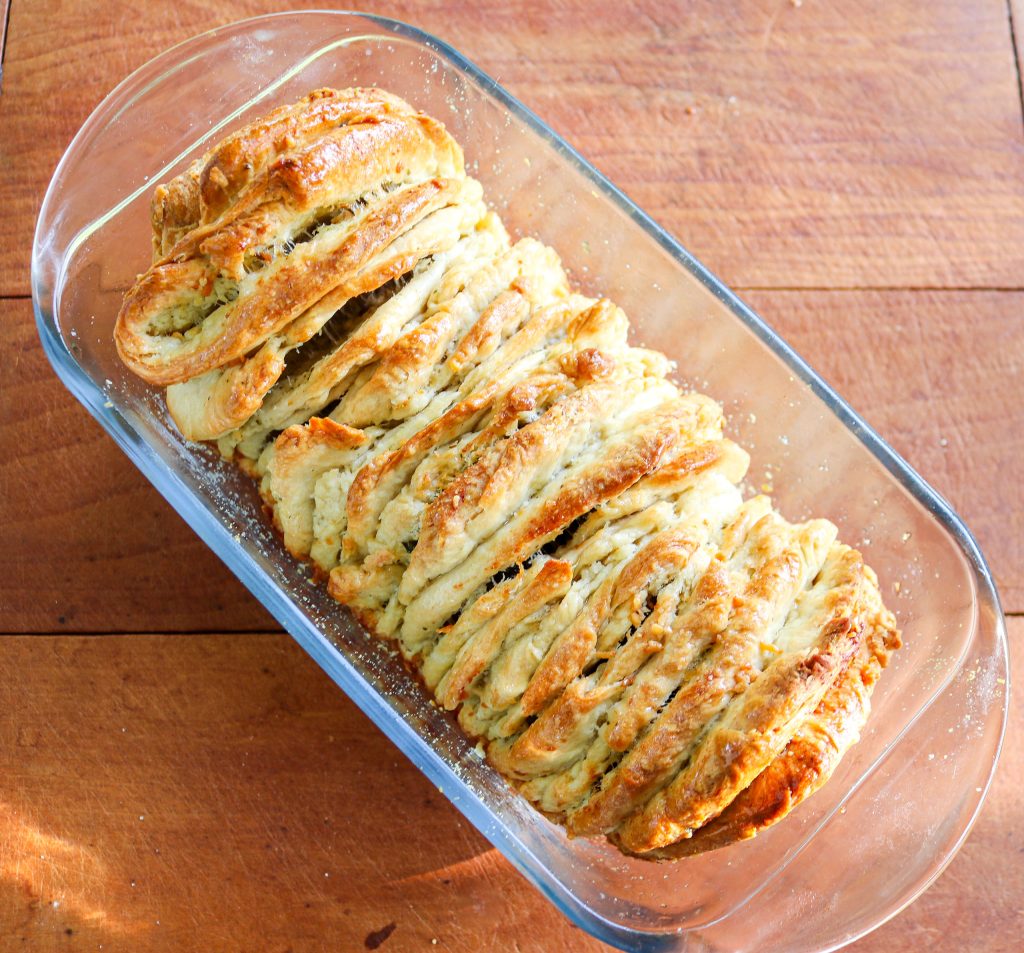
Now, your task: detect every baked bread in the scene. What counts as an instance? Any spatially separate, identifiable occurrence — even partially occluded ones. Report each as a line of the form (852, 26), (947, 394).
(114, 87), (901, 860)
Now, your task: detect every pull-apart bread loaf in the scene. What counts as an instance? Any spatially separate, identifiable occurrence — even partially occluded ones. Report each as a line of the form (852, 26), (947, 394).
(115, 87), (901, 860)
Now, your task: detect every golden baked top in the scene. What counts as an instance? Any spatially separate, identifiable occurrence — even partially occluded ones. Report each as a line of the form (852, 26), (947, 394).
(114, 87), (901, 860)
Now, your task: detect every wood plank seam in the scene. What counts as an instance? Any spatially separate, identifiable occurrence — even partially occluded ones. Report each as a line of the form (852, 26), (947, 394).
(0, 629), (285, 637)
(735, 285), (1024, 293)
(0, 617), (1018, 639)
(0, 0), (10, 91)
(1008, 0), (1024, 131)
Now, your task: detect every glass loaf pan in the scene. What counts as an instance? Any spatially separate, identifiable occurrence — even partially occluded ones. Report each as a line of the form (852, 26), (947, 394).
(32, 12), (1009, 952)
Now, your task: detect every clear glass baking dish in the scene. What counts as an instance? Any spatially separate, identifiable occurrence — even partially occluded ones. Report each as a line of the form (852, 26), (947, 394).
(31, 11), (1009, 952)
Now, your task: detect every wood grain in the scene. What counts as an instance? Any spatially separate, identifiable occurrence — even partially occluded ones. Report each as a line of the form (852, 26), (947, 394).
(0, 299), (275, 633)
(3, 288), (1018, 634)
(0, 624), (1019, 952)
(0, 0), (10, 87)
(853, 600), (1022, 953)
(744, 288), (1024, 611)
(2, 0), (1024, 295)
(1013, 0), (1024, 89)
(0, 633), (605, 952)
(1, 1), (1022, 949)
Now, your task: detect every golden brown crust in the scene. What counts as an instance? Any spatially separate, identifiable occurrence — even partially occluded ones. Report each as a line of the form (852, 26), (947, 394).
(116, 88), (903, 863)
(217, 218), (511, 462)
(400, 372), (636, 605)
(396, 393), (706, 653)
(151, 88), (448, 256)
(339, 295), (604, 565)
(151, 89), (416, 254)
(164, 193), (489, 441)
(612, 544), (864, 853)
(118, 176), (472, 386)
(643, 587), (900, 859)
(508, 402), (727, 722)
(563, 516), (836, 838)
(488, 526), (704, 780)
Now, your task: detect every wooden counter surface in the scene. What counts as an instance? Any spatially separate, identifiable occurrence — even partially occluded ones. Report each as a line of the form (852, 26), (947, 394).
(1, 2), (1020, 950)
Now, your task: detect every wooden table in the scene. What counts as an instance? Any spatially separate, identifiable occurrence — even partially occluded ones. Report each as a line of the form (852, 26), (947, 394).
(1, 1), (1021, 950)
